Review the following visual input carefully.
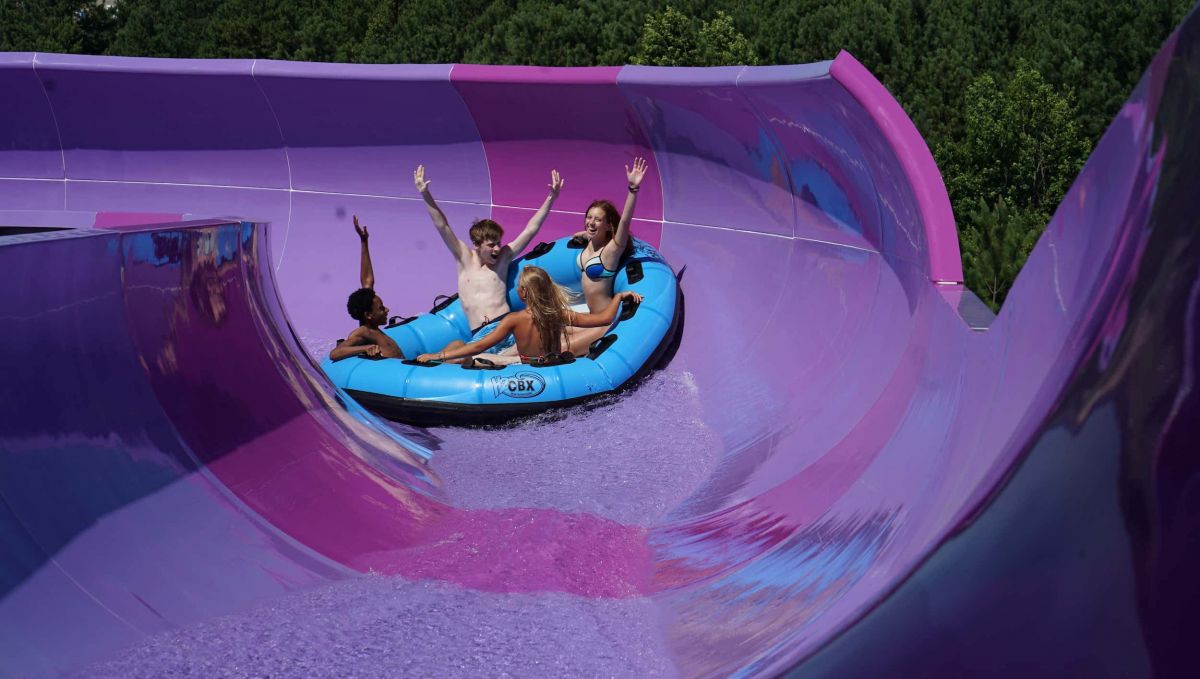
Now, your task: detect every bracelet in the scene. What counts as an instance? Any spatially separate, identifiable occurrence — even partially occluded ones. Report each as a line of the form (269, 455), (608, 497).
(628, 184), (640, 193)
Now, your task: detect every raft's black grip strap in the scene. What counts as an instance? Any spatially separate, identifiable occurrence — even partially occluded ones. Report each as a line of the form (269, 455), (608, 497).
(461, 357), (505, 371)
(385, 315), (418, 328)
(527, 352), (576, 368)
(625, 260), (644, 284)
(402, 359), (440, 367)
(587, 334), (618, 359)
(618, 298), (639, 321)
(525, 241), (555, 258)
(430, 293), (459, 313)
(567, 235), (588, 249)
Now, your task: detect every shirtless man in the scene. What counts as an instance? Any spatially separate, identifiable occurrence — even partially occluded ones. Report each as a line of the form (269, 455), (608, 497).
(329, 215), (405, 361)
(414, 164), (563, 363)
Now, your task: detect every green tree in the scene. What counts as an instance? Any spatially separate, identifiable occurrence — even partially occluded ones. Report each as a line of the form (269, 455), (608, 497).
(903, 0), (1011, 143)
(940, 63), (1091, 225)
(959, 197), (1042, 311)
(632, 6), (697, 66)
(459, 0), (649, 66)
(792, 0), (912, 86)
(195, 0), (300, 59)
(940, 63), (1092, 310)
(107, 0), (223, 57)
(1004, 0), (1195, 144)
(0, 0), (123, 54)
(696, 10), (756, 66)
(77, 0), (125, 54)
(290, 0), (372, 62)
(466, 1), (593, 66)
(359, 0), (507, 64)
(633, 7), (756, 66)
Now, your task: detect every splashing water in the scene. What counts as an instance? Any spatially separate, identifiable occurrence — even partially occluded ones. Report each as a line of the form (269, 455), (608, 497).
(303, 335), (338, 363)
(425, 369), (722, 526)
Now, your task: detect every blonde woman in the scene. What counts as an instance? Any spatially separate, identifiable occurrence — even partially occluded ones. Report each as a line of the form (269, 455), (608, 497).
(417, 266), (640, 365)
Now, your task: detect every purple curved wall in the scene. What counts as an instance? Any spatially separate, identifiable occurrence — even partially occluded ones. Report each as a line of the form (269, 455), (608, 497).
(2, 16), (1197, 676)
(0, 52), (959, 347)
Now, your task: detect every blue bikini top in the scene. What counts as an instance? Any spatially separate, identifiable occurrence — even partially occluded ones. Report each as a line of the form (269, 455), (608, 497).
(580, 247), (618, 280)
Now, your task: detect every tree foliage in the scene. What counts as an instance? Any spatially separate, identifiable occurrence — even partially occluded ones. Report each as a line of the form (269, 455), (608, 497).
(632, 6), (696, 66)
(2, 0), (1194, 310)
(696, 10), (756, 66)
(633, 7), (757, 66)
(959, 197), (1042, 311)
(941, 64), (1092, 225)
(1, 0), (124, 53)
(936, 63), (1092, 310)
(465, 0), (641, 66)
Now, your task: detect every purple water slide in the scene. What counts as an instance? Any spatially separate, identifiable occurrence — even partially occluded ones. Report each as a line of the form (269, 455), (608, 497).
(1, 10), (1198, 676)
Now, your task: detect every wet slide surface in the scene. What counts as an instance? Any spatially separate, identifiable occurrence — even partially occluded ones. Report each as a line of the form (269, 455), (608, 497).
(2, 9), (1200, 677)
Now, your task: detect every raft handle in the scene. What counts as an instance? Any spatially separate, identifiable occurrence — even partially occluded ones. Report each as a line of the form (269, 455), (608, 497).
(525, 241), (555, 258)
(430, 293), (459, 314)
(461, 357), (505, 371)
(402, 359), (441, 368)
(618, 298), (639, 321)
(386, 315), (418, 328)
(527, 352), (576, 368)
(625, 260), (644, 284)
(587, 334), (618, 359)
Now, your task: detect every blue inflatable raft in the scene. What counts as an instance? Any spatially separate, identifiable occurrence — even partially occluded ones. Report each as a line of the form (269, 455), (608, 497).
(321, 236), (682, 426)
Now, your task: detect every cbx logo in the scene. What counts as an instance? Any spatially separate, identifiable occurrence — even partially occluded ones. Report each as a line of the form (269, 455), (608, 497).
(490, 371), (546, 399)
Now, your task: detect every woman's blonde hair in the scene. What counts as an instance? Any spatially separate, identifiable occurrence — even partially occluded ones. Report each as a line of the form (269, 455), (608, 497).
(518, 266), (575, 355)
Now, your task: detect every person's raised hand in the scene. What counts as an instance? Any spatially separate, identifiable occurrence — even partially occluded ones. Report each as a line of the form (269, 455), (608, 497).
(626, 157), (648, 190)
(413, 165), (431, 193)
(353, 214), (369, 242)
(548, 169), (564, 195)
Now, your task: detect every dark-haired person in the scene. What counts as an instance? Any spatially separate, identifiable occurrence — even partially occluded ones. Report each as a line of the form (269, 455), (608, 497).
(329, 215), (404, 361)
(414, 164), (562, 362)
(575, 158), (646, 309)
(568, 158), (647, 349)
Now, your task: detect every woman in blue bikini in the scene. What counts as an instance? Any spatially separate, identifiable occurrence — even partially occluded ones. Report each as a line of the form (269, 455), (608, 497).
(575, 157), (647, 315)
(568, 157), (647, 352)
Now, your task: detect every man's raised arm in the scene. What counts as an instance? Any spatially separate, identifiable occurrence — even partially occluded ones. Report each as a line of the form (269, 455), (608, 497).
(414, 165), (467, 261)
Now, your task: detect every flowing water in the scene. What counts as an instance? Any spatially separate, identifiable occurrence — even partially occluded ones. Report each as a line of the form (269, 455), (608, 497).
(75, 367), (721, 677)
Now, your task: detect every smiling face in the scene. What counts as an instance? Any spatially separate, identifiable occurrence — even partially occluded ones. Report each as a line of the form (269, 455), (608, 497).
(583, 200), (620, 244)
(474, 237), (502, 266)
(584, 207), (612, 240)
(468, 219), (505, 266)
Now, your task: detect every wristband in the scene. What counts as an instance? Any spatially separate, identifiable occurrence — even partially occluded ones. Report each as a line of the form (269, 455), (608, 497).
(628, 184), (640, 193)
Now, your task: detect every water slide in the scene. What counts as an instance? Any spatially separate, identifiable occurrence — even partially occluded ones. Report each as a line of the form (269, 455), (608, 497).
(2, 8), (1198, 676)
